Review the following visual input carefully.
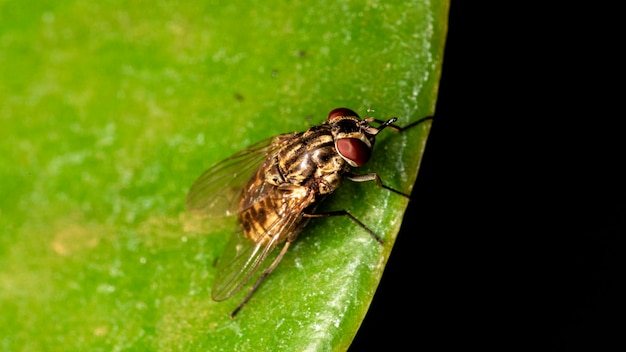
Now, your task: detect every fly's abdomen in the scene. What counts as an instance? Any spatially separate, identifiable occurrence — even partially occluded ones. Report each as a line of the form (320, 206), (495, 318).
(238, 165), (315, 245)
(238, 195), (284, 243)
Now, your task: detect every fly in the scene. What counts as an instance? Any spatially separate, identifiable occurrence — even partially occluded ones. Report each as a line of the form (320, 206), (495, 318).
(186, 108), (431, 317)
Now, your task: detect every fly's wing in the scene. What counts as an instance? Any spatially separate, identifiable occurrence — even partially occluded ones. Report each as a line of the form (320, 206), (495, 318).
(186, 133), (297, 218)
(211, 187), (313, 301)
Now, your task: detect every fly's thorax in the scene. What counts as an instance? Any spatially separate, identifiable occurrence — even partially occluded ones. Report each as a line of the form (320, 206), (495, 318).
(273, 125), (349, 195)
(309, 144), (347, 194)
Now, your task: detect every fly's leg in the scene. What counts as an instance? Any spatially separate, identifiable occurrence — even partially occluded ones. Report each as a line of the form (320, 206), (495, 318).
(303, 211), (383, 244)
(346, 173), (411, 198)
(372, 115), (433, 132)
(232, 208), (382, 317)
(350, 115), (433, 198)
(230, 240), (293, 318)
(230, 207), (382, 317)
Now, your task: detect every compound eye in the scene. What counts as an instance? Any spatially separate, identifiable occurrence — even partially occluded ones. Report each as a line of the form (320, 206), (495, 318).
(336, 138), (371, 167)
(328, 108), (359, 120)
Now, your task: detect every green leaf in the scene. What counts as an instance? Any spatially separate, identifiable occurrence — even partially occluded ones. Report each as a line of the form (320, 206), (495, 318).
(0, 0), (448, 350)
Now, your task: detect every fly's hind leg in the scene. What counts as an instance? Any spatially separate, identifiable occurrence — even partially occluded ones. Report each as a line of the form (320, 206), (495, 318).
(232, 208), (383, 318)
(230, 240), (293, 318)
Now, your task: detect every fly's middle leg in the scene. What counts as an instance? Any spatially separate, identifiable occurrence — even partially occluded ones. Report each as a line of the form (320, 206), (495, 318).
(305, 166), (413, 246)
(303, 211), (383, 244)
(346, 173), (411, 198)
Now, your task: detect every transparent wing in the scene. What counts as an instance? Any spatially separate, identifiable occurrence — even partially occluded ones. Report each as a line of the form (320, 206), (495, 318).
(211, 187), (313, 301)
(186, 133), (297, 218)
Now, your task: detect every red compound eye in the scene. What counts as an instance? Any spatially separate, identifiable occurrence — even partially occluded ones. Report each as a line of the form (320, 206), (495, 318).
(328, 108), (359, 120)
(336, 138), (371, 166)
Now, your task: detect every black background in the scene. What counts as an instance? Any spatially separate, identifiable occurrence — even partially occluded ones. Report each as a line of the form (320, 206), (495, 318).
(350, 1), (624, 350)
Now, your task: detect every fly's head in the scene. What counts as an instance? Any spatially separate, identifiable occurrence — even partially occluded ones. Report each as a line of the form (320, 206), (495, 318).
(328, 108), (397, 167)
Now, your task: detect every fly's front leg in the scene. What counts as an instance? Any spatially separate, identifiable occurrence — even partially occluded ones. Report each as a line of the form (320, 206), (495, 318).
(346, 173), (411, 198)
(356, 114), (433, 197)
(371, 115), (433, 132)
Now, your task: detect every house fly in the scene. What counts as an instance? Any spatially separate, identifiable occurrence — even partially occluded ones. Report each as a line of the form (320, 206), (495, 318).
(186, 108), (431, 317)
